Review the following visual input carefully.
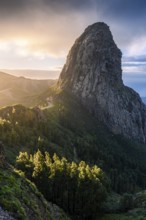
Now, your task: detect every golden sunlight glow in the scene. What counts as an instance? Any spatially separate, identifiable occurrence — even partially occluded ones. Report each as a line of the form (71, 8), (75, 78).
(0, 42), (10, 51)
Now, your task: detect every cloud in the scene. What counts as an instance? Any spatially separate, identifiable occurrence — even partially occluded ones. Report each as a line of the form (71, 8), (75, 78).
(0, 0), (96, 20)
(0, 0), (146, 73)
(122, 62), (146, 73)
(0, 0), (95, 11)
(122, 55), (146, 74)
(0, 0), (99, 57)
(122, 50), (146, 97)
(123, 55), (146, 62)
(0, 0), (146, 56)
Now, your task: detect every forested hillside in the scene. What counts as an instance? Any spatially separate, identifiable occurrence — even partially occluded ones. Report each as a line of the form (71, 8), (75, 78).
(1, 91), (146, 219)
(16, 150), (108, 219)
(1, 91), (146, 194)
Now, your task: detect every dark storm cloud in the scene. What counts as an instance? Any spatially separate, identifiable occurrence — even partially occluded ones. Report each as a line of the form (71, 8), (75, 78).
(1, 0), (146, 34)
(0, 0), (146, 60)
(1, 0), (146, 21)
(0, 0), (94, 8)
(92, 0), (146, 50)
(0, 0), (28, 14)
(0, 0), (97, 27)
(0, 0), (26, 8)
(0, 0), (94, 15)
(41, 0), (94, 10)
(100, 0), (146, 20)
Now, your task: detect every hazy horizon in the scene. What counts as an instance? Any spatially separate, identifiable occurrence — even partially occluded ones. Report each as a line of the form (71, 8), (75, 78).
(0, 68), (146, 98)
(0, 69), (60, 80)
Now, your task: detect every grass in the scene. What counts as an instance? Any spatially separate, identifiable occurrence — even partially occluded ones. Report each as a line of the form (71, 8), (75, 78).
(0, 168), (53, 220)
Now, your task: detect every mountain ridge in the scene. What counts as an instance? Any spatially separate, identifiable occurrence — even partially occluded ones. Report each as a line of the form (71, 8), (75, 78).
(0, 71), (57, 107)
(0, 69), (60, 79)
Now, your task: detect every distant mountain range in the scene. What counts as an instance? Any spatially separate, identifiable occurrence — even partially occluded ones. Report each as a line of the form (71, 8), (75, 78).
(0, 70), (145, 108)
(0, 69), (60, 79)
(0, 71), (57, 107)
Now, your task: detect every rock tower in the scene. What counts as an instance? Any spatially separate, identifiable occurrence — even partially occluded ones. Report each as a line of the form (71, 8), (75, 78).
(58, 22), (146, 143)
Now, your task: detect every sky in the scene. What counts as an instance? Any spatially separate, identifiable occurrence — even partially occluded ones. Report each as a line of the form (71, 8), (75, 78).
(0, 0), (146, 96)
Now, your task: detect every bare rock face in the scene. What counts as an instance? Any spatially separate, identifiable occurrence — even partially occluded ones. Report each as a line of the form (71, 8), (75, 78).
(58, 22), (146, 143)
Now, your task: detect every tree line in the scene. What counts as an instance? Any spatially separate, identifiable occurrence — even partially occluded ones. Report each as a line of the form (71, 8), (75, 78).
(16, 150), (109, 219)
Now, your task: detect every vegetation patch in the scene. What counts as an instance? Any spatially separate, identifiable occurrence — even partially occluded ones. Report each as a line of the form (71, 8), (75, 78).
(16, 150), (109, 219)
(0, 168), (54, 220)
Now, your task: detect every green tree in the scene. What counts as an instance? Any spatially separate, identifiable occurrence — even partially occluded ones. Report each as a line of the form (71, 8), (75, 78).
(16, 150), (108, 219)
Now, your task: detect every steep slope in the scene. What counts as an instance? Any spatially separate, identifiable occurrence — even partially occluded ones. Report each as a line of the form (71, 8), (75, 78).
(0, 168), (70, 220)
(58, 22), (146, 143)
(0, 71), (57, 107)
(1, 99), (146, 193)
(0, 144), (70, 220)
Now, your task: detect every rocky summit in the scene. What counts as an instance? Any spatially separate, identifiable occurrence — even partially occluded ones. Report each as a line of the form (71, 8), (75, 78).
(58, 22), (146, 143)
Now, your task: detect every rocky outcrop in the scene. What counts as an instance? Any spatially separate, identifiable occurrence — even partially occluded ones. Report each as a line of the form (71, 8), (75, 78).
(58, 22), (146, 143)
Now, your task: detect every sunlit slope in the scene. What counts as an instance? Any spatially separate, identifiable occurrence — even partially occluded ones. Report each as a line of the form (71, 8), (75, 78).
(1, 91), (146, 194)
(0, 167), (70, 220)
(0, 71), (57, 107)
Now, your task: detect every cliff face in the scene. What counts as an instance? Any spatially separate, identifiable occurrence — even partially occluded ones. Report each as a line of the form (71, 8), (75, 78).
(58, 22), (146, 143)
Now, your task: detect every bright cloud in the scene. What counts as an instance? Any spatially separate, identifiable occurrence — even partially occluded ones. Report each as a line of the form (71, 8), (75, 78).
(126, 36), (146, 56)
